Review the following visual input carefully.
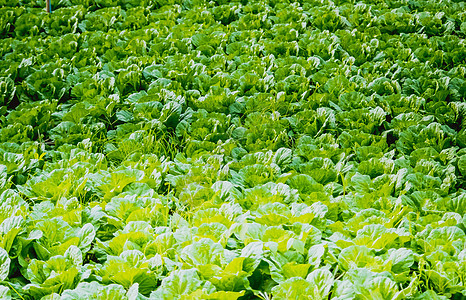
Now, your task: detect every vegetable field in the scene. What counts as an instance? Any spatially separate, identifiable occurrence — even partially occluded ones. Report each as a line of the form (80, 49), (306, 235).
(1, 0), (466, 299)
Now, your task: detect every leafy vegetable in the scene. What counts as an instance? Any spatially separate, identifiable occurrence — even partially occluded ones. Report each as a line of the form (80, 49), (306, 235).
(1, 0), (465, 298)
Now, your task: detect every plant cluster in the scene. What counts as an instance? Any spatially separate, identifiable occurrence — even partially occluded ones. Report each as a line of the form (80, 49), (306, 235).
(0, 0), (466, 299)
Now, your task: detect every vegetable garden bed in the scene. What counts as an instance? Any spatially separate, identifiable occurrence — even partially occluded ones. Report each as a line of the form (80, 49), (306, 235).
(0, 0), (466, 299)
